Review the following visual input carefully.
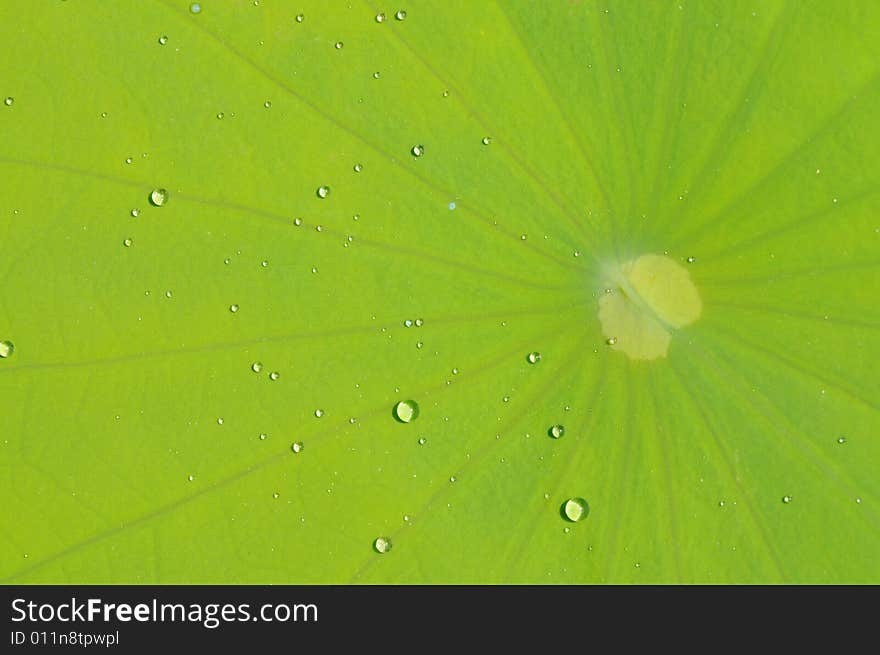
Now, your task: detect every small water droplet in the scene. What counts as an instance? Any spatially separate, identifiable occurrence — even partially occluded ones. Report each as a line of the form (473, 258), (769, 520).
(549, 424), (565, 439)
(334, 41), (343, 49)
(264, 100), (272, 108)
(782, 495), (792, 504)
(314, 409), (324, 418)
(481, 136), (492, 145)
(217, 417), (224, 425)
(311, 266), (318, 274)
(562, 497), (589, 522)
(414, 318), (424, 327)
(718, 500), (726, 507)
(449, 475), (457, 483)
(229, 304), (239, 313)
(416, 341), (423, 349)
(686, 256), (696, 263)
(130, 208), (140, 218)
(411, 144), (424, 157)
(273, 492), (280, 499)
(317, 185), (330, 199)
(573, 250), (581, 258)
(452, 367), (459, 375)
(448, 201), (456, 210)
(527, 351), (541, 364)
(3, 97), (13, 107)
(373, 536), (391, 553)
(293, 217), (303, 226)
(372, 71), (381, 79)
(295, 14), (304, 23)
(393, 399), (420, 423)
(189, 3), (201, 14)
(520, 234), (527, 240)
(216, 112), (224, 119)
(149, 188), (169, 207)
(0, 341), (14, 359)
(269, 371), (280, 381)
(375, 12), (386, 23)
(606, 336), (617, 346)
(123, 238), (133, 248)
(165, 290), (173, 298)
(158, 35), (168, 45)
(259, 433), (267, 440)
(188, 475), (195, 481)
(395, 10), (407, 20)
(837, 436), (846, 444)
(417, 437), (426, 445)
(402, 319), (413, 327)
(291, 441), (304, 453)
(353, 163), (362, 172)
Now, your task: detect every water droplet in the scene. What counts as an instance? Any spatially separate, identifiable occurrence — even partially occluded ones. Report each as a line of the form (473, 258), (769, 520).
(130, 208), (140, 218)
(264, 100), (271, 108)
(229, 304), (239, 313)
(520, 234), (527, 240)
(295, 14), (304, 23)
(686, 256), (696, 263)
(373, 537), (391, 553)
(372, 71), (381, 79)
(414, 318), (424, 327)
(317, 185), (330, 199)
(293, 217), (303, 226)
(158, 35), (168, 45)
(527, 351), (541, 364)
(189, 2), (201, 14)
(549, 425), (565, 439)
(837, 436), (846, 444)
(452, 367), (459, 375)
(216, 112), (224, 119)
(269, 371), (280, 381)
(314, 409), (324, 418)
(0, 341), (14, 359)
(395, 10), (407, 20)
(3, 97), (13, 107)
(291, 441), (304, 453)
(416, 341), (423, 349)
(442, 90), (449, 97)
(411, 144), (424, 157)
(123, 238), (133, 248)
(311, 267), (318, 274)
(375, 12), (386, 23)
(417, 437), (426, 445)
(124, 157), (133, 164)
(393, 399), (420, 423)
(481, 136), (492, 145)
(782, 495), (792, 504)
(259, 433), (267, 440)
(188, 475), (194, 481)
(573, 250), (581, 258)
(261, 260), (268, 268)
(448, 201), (456, 210)
(149, 188), (169, 207)
(315, 225), (323, 232)
(165, 290), (173, 298)
(224, 257), (231, 265)
(217, 417), (224, 425)
(335, 41), (343, 49)
(606, 337), (617, 346)
(273, 492), (280, 499)
(353, 163), (362, 172)
(449, 475), (457, 483)
(562, 497), (589, 522)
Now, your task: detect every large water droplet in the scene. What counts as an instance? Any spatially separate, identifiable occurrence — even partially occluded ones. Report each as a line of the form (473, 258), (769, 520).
(562, 497), (589, 522)
(317, 185), (330, 199)
(395, 10), (407, 20)
(373, 537), (391, 553)
(393, 399), (420, 423)
(149, 188), (169, 207)
(549, 425), (565, 439)
(527, 351), (541, 364)
(0, 341), (14, 359)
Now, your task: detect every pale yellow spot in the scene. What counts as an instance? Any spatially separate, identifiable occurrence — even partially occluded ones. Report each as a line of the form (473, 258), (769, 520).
(598, 254), (702, 360)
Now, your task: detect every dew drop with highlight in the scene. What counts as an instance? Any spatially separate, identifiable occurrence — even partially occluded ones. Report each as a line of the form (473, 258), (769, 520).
(527, 351), (541, 364)
(317, 185), (330, 199)
(549, 425), (565, 439)
(562, 497), (589, 522)
(393, 399), (420, 423)
(149, 188), (169, 207)
(373, 537), (391, 553)
(291, 441), (304, 453)
(0, 341), (14, 359)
